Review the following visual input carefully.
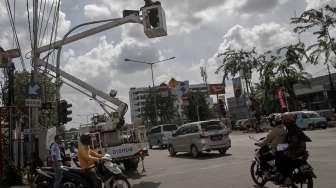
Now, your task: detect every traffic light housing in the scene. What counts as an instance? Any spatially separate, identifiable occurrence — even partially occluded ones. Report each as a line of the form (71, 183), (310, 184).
(58, 100), (72, 125)
(142, 4), (167, 38)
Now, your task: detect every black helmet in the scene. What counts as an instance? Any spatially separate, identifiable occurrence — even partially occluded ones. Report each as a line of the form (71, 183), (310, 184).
(269, 114), (282, 127)
(80, 133), (91, 145)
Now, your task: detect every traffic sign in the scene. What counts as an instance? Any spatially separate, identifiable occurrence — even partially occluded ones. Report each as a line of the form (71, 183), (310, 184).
(25, 99), (42, 107)
(26, 81), (42, 98)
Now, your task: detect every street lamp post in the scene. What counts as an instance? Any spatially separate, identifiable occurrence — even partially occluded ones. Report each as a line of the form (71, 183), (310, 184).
(124, 57), (176, 87)
(124, 57), (176, 125)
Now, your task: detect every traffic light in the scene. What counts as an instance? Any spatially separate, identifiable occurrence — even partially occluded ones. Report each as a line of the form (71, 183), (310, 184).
(148, 7), (160, 28)
(58, 100), (72, 125)
(142, 4), (167, 38)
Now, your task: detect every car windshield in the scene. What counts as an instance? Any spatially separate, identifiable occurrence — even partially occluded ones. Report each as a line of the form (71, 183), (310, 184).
(201, 121), (223, 131)
(163, 124), (177, 132)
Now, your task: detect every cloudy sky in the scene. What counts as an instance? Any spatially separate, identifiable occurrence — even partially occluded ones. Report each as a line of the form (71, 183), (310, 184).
(1, 0), (335, 127)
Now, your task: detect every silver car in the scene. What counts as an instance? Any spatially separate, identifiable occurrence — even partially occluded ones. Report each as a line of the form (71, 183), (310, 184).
(148, 124), (178, 149)
(168, 120), (231, 157)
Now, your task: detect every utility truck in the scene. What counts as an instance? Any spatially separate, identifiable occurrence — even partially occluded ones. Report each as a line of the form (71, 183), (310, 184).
(35, 0), (167, 172)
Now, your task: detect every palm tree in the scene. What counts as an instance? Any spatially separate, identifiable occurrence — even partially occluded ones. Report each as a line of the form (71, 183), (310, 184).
(291, 5), (336, 66)
(291, 5), (336, 111)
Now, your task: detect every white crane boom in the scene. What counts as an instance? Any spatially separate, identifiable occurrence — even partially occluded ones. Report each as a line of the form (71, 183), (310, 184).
(37, 58), (128, 116)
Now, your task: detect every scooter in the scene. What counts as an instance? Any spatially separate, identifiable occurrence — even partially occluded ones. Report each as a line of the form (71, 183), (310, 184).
(33, 154), (131, 188)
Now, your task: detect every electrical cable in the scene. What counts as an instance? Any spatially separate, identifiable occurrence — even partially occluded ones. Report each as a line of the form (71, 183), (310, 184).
(44, 0), (60, 62)
(12, 0), (16, 47)
(39, 0), (56, 46)
(4, 0), (26, 71)
(37, 0), (47, 45)
(26, 0), (33, 57)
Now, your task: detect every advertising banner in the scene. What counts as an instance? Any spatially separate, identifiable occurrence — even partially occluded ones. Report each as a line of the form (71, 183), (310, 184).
(208, 84), (225, 95)
(277, 88), (287, 109)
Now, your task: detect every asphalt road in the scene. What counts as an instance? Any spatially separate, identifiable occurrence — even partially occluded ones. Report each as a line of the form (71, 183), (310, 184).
(129, 128), (336, 188)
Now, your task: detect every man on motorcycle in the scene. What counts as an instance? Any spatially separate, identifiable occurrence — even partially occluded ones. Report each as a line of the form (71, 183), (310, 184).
(257, 114), (287, 172)
(261, 114), (286, 154)
(78, 134), (102, 188)
(278, 112), (312, 186)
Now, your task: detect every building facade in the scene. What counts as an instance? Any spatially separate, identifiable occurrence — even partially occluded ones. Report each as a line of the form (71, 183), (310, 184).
(129, 87), (151, 125)
(294, 73), (336, 110)
(129, 83), (213, 124)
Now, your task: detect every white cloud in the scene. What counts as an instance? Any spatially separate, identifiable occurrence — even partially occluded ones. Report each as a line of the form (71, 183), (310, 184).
(305, 0), (336, 9)
(84, 4), (111, 19)
(237, 0), (288, 13)
(217, 23), (296, 53)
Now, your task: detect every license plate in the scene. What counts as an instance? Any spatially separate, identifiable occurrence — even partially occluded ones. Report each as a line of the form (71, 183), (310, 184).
(210, 135), (223, 141)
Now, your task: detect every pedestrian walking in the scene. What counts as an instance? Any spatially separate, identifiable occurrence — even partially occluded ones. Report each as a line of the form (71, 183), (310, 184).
(50, 135), (63, 188)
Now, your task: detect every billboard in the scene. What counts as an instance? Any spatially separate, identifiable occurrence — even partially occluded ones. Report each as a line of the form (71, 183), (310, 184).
(232, 77), (242, 97)
(208, 84), (225, 95)
(277, 87), (287, 109)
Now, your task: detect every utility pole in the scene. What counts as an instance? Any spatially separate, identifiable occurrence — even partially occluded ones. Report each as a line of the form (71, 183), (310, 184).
(33, 0), (39, 80)
(327, 63), (336, 112)
(29, 0), (39, 166)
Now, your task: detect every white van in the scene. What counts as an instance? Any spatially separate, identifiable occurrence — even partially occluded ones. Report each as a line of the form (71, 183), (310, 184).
(148, 124), (178, 149)
(168, 120), (231, 157)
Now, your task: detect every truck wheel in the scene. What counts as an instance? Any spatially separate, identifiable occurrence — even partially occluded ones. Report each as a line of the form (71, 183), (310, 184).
(219, 148), (227, 155)
(124, 158), (139, 172)
(191, 145), (200, 158)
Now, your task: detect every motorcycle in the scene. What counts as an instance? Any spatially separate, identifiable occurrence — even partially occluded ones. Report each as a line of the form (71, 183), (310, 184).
(33, 154), (131, 188)
(250, 136), (316, 188)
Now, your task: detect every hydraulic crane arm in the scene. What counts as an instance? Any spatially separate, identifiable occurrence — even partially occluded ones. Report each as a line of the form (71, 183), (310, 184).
(37, 58), (128, 116)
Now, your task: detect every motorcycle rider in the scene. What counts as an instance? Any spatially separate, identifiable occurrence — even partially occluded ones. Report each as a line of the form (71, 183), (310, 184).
(258, 114), (286, 172)
(261, 114), (286, 154)
(78, 134), (102, 188)
(278, 112), (312, 186)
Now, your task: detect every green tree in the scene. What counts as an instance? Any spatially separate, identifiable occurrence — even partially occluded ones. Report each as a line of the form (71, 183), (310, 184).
(255, 44), (311, 112)
(216, 48), (259, 95)
(157, 94), (178, 124)
(183, 91), (211, 122)
(141, 89), (178, 129)
(275, 44), (311, 100)
(0, 71), (57, 128)
(255, 52), (278, 114)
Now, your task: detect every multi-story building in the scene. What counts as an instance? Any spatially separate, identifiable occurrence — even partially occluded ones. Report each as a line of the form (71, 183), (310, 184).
(294, 73), (336, 110)
(129, 83), (214, 125)
(227, 73), (336, 122)
(129, 87), (152, 125)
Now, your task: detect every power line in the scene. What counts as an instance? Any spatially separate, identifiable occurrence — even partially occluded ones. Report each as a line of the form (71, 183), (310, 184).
(4, 0), (26, 71)
(39, 0), (56, 46)
(44, 0), (61, 62)
(12, 0), (16, 47)
(37, 0), (47, 45)
(26, 0), (33, 56)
